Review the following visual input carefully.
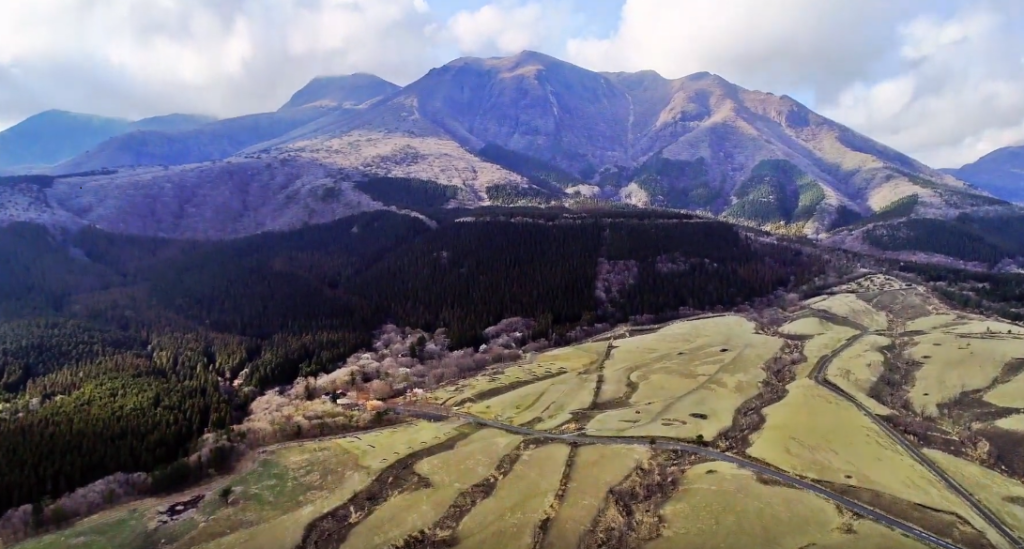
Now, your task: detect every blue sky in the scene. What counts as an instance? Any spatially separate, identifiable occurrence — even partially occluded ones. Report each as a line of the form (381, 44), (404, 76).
(1, 0), (1023, 167)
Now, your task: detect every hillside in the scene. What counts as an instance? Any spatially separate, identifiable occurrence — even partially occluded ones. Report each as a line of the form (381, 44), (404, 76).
(279, 73), (400, 110)
(264, 51), (985, 236)
(943, 146), (1024, 204)
(9, 268), (1024, 549)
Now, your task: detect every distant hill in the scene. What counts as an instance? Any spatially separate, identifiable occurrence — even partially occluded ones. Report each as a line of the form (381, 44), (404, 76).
(942, 145), (1024, 203)
(128, 113), (217, 132)
(0, 110), (131, 169)
(279, 73), (400, 110)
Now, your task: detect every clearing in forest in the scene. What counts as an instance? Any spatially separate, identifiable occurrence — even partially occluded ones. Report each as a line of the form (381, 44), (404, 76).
(430, 343), (606, 406)
(747, 379), (1002, 546)
(455, 443), (570, 549)
(646, 461), (929, 549)
(340, 428), (522, 549)
(809, 293), (888, 330)
(541, 445), (649, 549)
(924, 449), (1024, 538)
(826, 334), (893, 415)
(908, 321), (1024, 415)
(779, 317), (859, 378)
(587, 316), (782, 441)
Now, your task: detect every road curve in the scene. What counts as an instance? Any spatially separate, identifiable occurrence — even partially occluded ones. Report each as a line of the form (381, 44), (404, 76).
(811, 327), (1024, 549)
(397, 406), (964, 549)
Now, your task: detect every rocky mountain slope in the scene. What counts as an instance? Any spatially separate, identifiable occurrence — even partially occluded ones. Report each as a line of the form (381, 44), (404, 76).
(53, 75), (401, 175)
(262, 51), (987, 234)
(0, 111), (213, 171)
(0, 51), (1009, 247)
(942, 145), (1024, 203)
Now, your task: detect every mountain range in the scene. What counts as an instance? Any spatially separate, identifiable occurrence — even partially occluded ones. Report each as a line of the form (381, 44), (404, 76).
(0, 51), (1019, 253)
(942, 145), (1024, 204)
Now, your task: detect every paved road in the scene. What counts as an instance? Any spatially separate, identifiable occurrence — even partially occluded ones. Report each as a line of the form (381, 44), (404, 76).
(397, 406), (964, 549)
(810, 323), (1024, 549)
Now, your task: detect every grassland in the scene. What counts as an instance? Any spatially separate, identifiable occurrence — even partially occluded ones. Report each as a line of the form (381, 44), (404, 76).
(986, 370), (1024, 408)
(826, 334), (894, 415)
(780, 317), (859, 378)
(747, 379), (997, 541)
(809, 294), (888, 330)
(18, 421), (463, 549)
(587, 316), (782, 441)
(455, 443), (571, 549)
(541, 445), (649, 549)
(907, 314), (959, 332)
(925, 449), (1024, 537)
(340, 428), (522, 549)
(647, 461), (929, 549)
(466, 368), (596, 429)
(908, 321), (1024, 415)
(994, 414), (1024, 432)
(430, 343), (606, 406)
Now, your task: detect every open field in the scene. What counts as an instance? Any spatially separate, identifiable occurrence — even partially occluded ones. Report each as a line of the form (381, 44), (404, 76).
(340, 428), (522, 549)
(587, 316), (781, 441)
(455, 443), (570, 549)
(908, 314), (959, 332)
(908, 321), (1024, 415)
(541, 445), (649, 549)
(994, 414), (1024, 432)
(17, 421), (463, 549)
(780, 317), (859, 378)
(826, 334), (893, 415)
(466, 369), (596, 429)
(647, 461), (929, 549)
(925, 449), (1024, 538)
(809, 293), (888, 330)
(429, 343), (606, 406)
(748, 379), (1000, 545)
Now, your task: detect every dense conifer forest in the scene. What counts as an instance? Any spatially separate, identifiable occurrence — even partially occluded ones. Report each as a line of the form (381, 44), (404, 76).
(0, 206), (828, 516)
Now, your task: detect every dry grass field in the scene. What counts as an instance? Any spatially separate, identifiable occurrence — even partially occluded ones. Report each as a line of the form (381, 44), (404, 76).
(541, 446), (649, 549)
(430, 343), (605, 406)
(466, 369), (596, 429)
(908, 321), (1024, 415)
(454, 443), (571, 549)
(994, 414), (1024, 432)
(780, 317), (859, 378)
(747, 379), (1000, 544)
(587, 316), (782, 441)
(826, 334), (893, 415)
(925, 449), (1024, 538)
(647, 461), (929, 549)
(809, 294), (888, 330)
(340, 429), (523, 549)
(906, 314), (959, 332)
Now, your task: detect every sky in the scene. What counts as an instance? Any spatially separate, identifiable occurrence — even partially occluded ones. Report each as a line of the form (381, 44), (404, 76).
(1, 0), (1022, 168)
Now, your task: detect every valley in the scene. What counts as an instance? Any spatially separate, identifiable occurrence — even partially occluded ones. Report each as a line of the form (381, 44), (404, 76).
(14, 275), (1024, 549)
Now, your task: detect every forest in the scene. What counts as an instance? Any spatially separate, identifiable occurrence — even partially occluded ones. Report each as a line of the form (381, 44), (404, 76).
(865, 212), (1024, 265)
(0, 206), (827, 519)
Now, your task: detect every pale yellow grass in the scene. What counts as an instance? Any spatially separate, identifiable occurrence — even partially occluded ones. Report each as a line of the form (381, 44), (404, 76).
(779, 316), (835, 336)
(467, 370), (596, 429)
(455, 444), (570, 549)
(826, 334), (893, 415)
(794, 321), (859, 378)
(341, 429), (522, 549)
(809, 294), (888, 330)
(748, 379), (992, 535)
(986, 372), (1024, 409)
(430, 343), (605, 405)
(588, 316), (782, 440)
(907, 314), (958, 332)
(334, 420), (462, 469)
(542, 446), (649, 549)
(994, 414), (1024, 432)
(908, 323), (1024, 415)
(925, 449), (1024, 537)
(647, 461), (928, 549)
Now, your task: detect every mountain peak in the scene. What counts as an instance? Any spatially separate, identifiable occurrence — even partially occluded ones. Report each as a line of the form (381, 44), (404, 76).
(279, 73), (400, 110)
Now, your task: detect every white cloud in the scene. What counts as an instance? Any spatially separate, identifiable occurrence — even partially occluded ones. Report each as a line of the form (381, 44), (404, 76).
(820, 5), (1024, 167)
(0, 0), (440, 122)
(446, 2), (553, 56)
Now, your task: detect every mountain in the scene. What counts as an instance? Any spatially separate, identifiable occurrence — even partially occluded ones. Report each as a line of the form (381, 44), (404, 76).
(942, 145), (1024, 203)
(265, 51), (986, 234)
(128, 113), (217, 132)
(279, 73), (400, 110)
(0, 110), (132, 170)
(53, 75), (401, 174)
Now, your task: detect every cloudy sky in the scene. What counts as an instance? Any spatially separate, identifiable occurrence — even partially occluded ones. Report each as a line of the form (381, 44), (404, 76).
(1, 0), (1022, 168)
